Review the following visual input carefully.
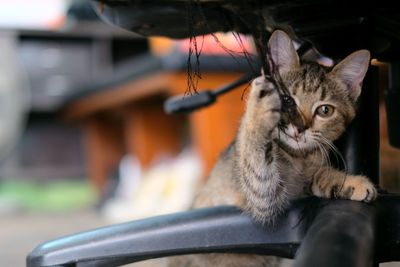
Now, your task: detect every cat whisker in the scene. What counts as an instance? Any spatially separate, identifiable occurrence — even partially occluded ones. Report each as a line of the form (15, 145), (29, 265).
(312, 134), (338, 165)
(306, 135), (329, 176)
(310, 135), (329, 164)
(318, 135), (348, 172)
(315, 138), (331, 169)
(313, 134), (348, 194)
(313, 141), (329, 174)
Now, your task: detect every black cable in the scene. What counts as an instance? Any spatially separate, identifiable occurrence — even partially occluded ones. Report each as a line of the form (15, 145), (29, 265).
(164, 73), (255, 114)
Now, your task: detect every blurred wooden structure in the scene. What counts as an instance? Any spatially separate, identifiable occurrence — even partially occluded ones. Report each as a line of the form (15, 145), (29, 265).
(63, 70), (247, 194)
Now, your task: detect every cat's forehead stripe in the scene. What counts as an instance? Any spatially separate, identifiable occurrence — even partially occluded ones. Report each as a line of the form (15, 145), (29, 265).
(291, 80), (303, 95)
(286, 63), (333, 102)
(304, 64), (327, 93)
(319, 85), (327, 101)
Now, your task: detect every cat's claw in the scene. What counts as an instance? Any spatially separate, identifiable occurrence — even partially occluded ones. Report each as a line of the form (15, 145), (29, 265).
(250, 76), (281, 112)
(253, 75), (266, 86)
(338, 175), (377, 203)
(363, 188), (377, 202)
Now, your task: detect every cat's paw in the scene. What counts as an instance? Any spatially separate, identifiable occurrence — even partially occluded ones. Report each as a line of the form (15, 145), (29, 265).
(250, 76), (280, 105)
(334, 175), (377, 203)
(247, 76), (281, 130)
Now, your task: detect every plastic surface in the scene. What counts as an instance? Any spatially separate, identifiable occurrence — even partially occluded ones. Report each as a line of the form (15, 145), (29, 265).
(91, 1), (400, 60)
(375, 194), (400, 263)
(336, 67), (380, 184)
(294, 199), (376, 267)
(164, 91), (216, 114)
(164, 73), (254, 114)
(27, 195), (400, 267)
(386, 63), (400, 148)
(27, 201), (309, 267)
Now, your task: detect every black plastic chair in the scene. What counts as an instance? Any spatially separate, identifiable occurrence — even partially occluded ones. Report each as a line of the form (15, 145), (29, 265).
(26, 66), (400, 267)
(29, 196), (400, 267)
(27, 1), (400, 266)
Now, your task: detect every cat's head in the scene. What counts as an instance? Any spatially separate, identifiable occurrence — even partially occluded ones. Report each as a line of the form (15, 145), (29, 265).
(268, 30), (370, 152)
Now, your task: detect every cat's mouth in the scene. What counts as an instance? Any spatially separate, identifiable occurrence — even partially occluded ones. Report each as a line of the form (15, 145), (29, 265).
(278, 124), (314, 151)
(282, 131), (306, 145)
(286, 132), (304, 143)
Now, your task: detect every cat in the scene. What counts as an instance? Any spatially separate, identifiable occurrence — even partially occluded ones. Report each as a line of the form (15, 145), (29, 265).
(171, 30), (377, 267)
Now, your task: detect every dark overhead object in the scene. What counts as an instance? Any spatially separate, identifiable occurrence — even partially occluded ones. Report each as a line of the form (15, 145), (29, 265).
(91, 1), (400, 60)
(92, 1), (233, 38)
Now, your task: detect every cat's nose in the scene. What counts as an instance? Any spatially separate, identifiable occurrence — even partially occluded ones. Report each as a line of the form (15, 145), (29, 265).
(297, 124), (309, 134)
(293, 128), (300, 139)
(293, 125), (308, 140)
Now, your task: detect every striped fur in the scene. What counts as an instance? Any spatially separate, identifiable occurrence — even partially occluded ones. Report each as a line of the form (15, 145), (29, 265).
(174, 30), (376, 267)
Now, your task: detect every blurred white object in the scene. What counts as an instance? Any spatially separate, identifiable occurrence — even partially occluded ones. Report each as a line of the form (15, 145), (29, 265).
(0, 0), (66, 30)
(0, 31), (30, 162)
(117, 155), (142, 200)
(101, 155), (142, 222)
(102, 149), (202, 223)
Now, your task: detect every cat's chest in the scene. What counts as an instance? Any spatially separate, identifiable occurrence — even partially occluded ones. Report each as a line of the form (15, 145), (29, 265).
(276, 150), (321, 189)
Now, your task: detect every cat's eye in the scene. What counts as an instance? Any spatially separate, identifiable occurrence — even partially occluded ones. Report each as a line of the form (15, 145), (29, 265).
(315, 105), (335, 117)
(282, 95), (295, 107)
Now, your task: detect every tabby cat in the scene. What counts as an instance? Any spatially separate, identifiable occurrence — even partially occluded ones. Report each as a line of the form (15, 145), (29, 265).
(174, 30), (377, 267)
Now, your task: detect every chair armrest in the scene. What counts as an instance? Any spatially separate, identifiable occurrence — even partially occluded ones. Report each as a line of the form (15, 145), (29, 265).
(27, 200), (309, 267)
(27, 195), (400, 267)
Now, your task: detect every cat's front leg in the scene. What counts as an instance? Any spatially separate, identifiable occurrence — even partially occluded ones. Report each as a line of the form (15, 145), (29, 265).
(235, 76), (287, 224)
(311, 167), (377, 202)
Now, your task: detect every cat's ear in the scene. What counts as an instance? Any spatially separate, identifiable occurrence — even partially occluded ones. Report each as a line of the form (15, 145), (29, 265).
(330, 50), (370, 101)
(268, 30), (300, 76)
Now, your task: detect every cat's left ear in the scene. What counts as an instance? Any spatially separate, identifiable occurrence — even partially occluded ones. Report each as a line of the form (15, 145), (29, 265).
(330, 50), (371, 101)
(268, 30), (300, 76)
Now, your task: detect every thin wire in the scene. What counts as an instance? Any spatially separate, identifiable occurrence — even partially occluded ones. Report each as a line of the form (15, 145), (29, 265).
(185, 0), (260, 95)
(185, 0), (203, 95)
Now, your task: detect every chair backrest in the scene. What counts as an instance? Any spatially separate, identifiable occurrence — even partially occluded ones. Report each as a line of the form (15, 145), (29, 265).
(335, 66), (380, 184)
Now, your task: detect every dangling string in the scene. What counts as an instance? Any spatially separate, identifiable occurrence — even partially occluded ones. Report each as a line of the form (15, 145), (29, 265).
(250, 14), (304, 130)
(185, 0), (304, 131)
(185, 0), (204, 95)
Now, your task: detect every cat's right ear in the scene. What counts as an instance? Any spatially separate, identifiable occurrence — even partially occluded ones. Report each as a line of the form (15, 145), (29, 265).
(268, 30), (300, 76)
(330, 50), (370, 101)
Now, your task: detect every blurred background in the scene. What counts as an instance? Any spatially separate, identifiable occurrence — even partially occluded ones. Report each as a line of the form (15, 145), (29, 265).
(0, 1), (399, 266)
